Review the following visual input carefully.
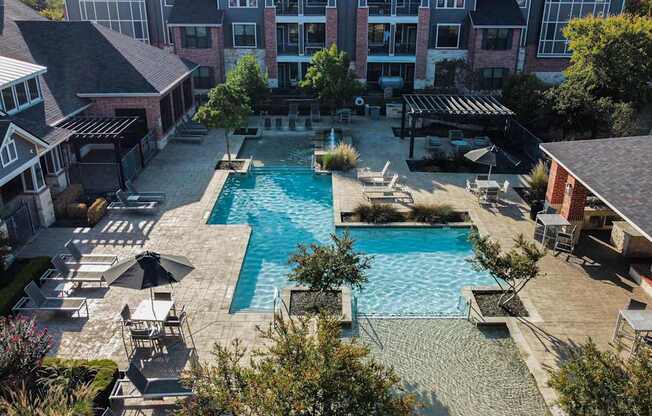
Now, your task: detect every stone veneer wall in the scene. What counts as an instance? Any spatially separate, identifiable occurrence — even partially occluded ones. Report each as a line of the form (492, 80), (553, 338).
(424, 49), (468, 87)
(264, 6), (278, 87)
(413, 6), (431, 90)
(172, 27), (225, 84)
(468, 28), (521, 74)
(355, 6), (369, 80)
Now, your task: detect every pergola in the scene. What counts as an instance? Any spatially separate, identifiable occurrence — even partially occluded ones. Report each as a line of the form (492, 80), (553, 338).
(400, 94), (515, 158)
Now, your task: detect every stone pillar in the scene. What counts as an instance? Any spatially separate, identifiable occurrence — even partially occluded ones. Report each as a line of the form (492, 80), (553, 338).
(355, 5), (369, 81)
(264, 6), (279, 88)
(545, 160), (568, 211)
(414, 5), (431, 90)
(45, 171), (68, 193)
(32, 187), (55, 227)
(325, 3), (338, 48)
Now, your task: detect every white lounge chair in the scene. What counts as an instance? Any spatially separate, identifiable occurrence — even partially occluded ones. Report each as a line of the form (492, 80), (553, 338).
(357, 161), (391, 184)
(41, 256), (107, 287)
(363, 174), (406, 193)
(363, 175), (412, 203)
(13, 281), (89, 317)
(109, 191), (160, 215)
(110, 363), (193, 403)
(58, 239), (117, 266)
(124, 181), (166, 203)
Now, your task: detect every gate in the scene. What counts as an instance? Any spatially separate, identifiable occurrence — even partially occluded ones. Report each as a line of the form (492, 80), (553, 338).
(3, 202), (36, 245)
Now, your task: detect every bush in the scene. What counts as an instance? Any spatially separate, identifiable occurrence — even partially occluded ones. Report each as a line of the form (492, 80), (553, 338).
(0, 316), (51, 388)
(410, 203), (456, 223)
(322, 143), (359, 171)
(0, 257), (51, 315)
(527, 161), (548, 201)
(0, 382), (94, 416)
(353, 204), (404, 224)
(66, 203), (88, 219)
(87, 198), (107, 226)
(53, 184), (83, 218)
(41, 357), (118, 407)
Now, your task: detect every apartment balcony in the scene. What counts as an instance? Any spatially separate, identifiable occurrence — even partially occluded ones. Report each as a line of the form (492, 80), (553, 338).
(276, 0), (328, 16)
(277, 43), (300, 55)
(369, 42), (416, 55)
(394, 42), (416, 55)
(367, 0), (420, 16)
(277, 22), (325, 57)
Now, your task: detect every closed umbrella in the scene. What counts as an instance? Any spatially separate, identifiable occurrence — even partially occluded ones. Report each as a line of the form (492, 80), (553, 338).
(464, 145), (499, 179)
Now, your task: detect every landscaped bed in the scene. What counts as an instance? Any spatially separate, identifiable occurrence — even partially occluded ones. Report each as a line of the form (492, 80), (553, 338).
(289, 290), (342, 316)
(341, 208), (469, 225)
(233, 127), (259, 137)
(473, 290), (529, 317)
(0, 257), (51, 315)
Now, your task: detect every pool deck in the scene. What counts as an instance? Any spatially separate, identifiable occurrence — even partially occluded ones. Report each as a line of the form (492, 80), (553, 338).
(18, 116), (649, 414)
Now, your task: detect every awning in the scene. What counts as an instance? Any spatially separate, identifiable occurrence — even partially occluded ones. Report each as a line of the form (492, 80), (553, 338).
(56, 116), (139, 140)
(403, 94), (514, 117)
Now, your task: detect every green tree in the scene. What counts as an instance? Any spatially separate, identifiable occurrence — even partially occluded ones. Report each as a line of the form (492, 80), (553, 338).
(300, 44), (363, 121)
(549, 339), (652, 416)
(501, 74), (551, 128)
(194, 84), (251, 164)
(626, 0), (652, 16)
(178, 314), (417, 416)
(469, 232), (546, 308)
(608, 101), (641, 137)
(288, 231), (372, 300)
(225, 54), (268, 112)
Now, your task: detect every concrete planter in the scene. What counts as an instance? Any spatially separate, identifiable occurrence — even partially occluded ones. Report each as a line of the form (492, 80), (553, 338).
(216, 157), (252, 174)
(280, 286), (353, 327)
(231, 128), (261, 139)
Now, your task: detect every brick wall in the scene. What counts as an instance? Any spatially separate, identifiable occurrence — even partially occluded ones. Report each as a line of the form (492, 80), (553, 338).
(545, 160), (568, 207)
(355, 7), (369, 80)
(172, 27), (225, 85)
(264, 7), (278, 81)
(560, 175), (588, 222)
(88, 96), (164, 139)
(326, 6), (338, 48)
(523, 44), (570, 74)
(468, 28), (521, 73)
(414, 6), (430, 87)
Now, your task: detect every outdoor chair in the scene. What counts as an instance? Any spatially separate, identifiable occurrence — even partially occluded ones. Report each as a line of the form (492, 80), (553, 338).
(357, 161), (391, 184)
(289, 103), (299, 118)
(475, 174), (489, 181)
(41, 255), (107, 287)
(13, 281), (89, 317)
(362, 174), (403, 193)
(275, 118), (282, 130)
(108, 191), (160, 215)
(164, 305), (187, 338)
(124, 181), (167, 203)
(448, 130), (464, 140)
(479, 189), (499, 206)
(337, 109), (351, 124)
(59, 239), (117, 265)
(305, 118), (313, 130)
(109, 363), (193, 403)
(310, 103), (321, 122)
(501, 180), (510, 193)
(264, 117), (272, 130)
(553, 226), (576, 254)
(363, 175), (413, 204)
(288, 117), (296, 131)
(121, 305), (163, 350)
(465, 179), (478, 195)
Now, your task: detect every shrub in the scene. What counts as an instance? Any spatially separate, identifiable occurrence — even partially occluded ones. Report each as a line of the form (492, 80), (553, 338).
(0, 257), (51, 315)
(41, 357), (119, 407)
(527, 161), (548, 201)
(87, 198), (107, 226)
(322, 143), (359, 171)
(0, 382), (94, 415)
(66, 203), (88, 219)
(353, 203), (404, 224)
(410, 203), (456, 223)
(0, 316), (52, 388)
(53, 184), (83, 218)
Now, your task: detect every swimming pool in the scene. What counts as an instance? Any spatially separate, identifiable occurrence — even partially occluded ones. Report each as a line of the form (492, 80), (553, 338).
(209, 167), (493, 315)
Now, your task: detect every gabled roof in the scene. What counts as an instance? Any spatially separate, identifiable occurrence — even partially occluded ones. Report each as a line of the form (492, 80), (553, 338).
(469, 0), (526, 27)
(0, 56), (46, 88)
(540, 136), (652, 242)
(1, 107), (74, 146)
(168, 0), (225, 26)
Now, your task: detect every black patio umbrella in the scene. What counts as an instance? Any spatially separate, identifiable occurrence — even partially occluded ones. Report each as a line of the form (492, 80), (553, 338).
(464, 145), (499, 179)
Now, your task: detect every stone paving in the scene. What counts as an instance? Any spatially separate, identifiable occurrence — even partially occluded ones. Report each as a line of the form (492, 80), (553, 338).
(17, 117), (651, 413)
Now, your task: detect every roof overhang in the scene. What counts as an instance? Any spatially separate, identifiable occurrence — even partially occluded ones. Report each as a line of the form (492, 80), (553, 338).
(3, 122), (50, 148)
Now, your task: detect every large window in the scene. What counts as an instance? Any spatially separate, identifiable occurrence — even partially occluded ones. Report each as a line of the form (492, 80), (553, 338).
(482, 28), (513, 50)
(436, 24), (460, 48)
(480, 68), (508, 90)
(44, 147), (64, 175)
(160, 94), (174, 133)
(0, 76), (42, 115)
(183, 27), (211, 48)
(193, 67), (215, 89)
(233, 23), (257, 48)
(538, 0), (611, 57)
(1, 87), (16, 113)
(79, 0), (150, 43)
(27, 78), (40, 101)
(436, 0), (464, 8)
(0, 135), (18, 168)
(229, 0), (257, 6)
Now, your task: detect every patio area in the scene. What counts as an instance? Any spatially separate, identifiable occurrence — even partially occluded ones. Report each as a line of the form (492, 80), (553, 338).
(16, 116), (651, 413)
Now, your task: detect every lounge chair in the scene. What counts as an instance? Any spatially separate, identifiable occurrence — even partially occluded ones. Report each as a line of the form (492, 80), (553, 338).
(305, 118), (313, 130)
(124, 182), (167, 203)
(13, 281), (89, 317)
(275, 118), (282, 130)
(109, 363), (193, 403)
(362, 174), (406, 193)
(108, 191), (159, 215)
(365, 190), (413, 204)
(58, 239), (117, 265)
(289, 117), (296, 131)
(264, 117), (272, 130)
(41, 256), (107, 286)
(357, 161), (391, 184)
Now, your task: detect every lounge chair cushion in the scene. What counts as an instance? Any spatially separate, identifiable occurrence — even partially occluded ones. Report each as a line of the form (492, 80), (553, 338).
(65, 240), (83, 260)
(25, 282), (46, 306)
(146, 379), (192, 396)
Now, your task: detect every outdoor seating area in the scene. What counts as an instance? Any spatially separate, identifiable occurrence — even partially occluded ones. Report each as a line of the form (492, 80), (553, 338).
(534, 213), (577, 253)
(612, 299), (652, 357)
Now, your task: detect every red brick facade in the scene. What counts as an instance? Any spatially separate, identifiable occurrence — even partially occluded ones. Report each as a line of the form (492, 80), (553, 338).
(523, 44), (570, 74)
(326, 6), (338, 48)
(414, 6), (430, 83)
(264, 6), (278, 81)
(355, 6), (369, 79)
(546, 160), (568, 207)
(88, 96), (164, 139)
(560, 175), (588, 222)
(468, 28), (521, 73)
(172, 26), (224, 85)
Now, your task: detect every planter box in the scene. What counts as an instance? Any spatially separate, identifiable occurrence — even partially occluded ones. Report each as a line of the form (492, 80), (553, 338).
(280, 286), (352, 327)
(215, 158), (252, 174)
(231, 128), (261, 139)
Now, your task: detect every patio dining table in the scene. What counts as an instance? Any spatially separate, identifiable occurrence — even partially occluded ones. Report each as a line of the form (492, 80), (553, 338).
(475, 180), (500, 190)
(612, 309), (652, 353)
(535, 213), (570, 245)
(131, 299), (174, 324)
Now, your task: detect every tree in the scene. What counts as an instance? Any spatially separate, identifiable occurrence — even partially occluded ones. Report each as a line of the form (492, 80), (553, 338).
(178, 314), (417, 416)
(288, 231), (372, 299)
(626, 0), (652, 16)
(608, 101), (641, 137)
(225, 54), (268, 112)
(468, 232), (546, 308)
(549, 339), (652, 416)
(194, 84), (251, 164)
(300, 44), (363, 120)
(0, 316), (51, 388)
(501, 74), (551, 128)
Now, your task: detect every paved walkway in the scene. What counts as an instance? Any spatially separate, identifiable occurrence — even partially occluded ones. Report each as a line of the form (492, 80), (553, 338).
(18, 117), (649, 413)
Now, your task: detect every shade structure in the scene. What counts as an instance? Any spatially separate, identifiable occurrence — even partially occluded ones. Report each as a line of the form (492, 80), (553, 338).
(104, 251), (194, 289)
(464, 145), (499, 178)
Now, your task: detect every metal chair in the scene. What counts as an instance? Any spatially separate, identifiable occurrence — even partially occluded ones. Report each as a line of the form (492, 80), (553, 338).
(475, 174), (489, 181)
(554, 226), (576, 254)
(164, 305), (187, 339)
(465, 179), (478, 195)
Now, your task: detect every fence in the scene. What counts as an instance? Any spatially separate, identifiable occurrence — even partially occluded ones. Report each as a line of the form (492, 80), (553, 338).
(507, 119), (544, 164)
(3, 201), (36, 245)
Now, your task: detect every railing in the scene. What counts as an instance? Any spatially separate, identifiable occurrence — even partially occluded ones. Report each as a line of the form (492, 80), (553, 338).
(276, 0), (327, 15)
(368, 1), (391, 15)
(369, 43), (390, 55)
(394, 42), (416, 55)
(277, 43), (300, 55)
(396, 1), (420, 15)
(304, 43), (325, 55)
(368, 0), (419, 15)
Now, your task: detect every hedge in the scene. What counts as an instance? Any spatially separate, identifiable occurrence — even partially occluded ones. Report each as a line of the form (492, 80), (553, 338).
(42, 357), (119, 407)
(0, 257), (51, 315)
(87, 198), (108, 226)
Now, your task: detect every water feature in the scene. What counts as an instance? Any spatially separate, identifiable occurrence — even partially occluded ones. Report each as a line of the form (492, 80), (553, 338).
(328, 127), (337, 149)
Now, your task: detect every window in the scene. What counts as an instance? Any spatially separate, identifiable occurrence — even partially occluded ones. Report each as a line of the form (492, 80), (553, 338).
(305, 24), (324, 45)
(27, 78), (40, 101)
(480, 68), (508, 90)
(229, 0), (257, 6)
(183, 27), (211, 48)
(0, 136), (18, 168)
(15, 82), (29, 107)
(436, 0), (464, 8)
(21, 162), (46, 193)
(193, 67), (215, 89)
(79, 0), (150, 43)
(369, 24), (389, 44)
(482, 28), (513, 50)
(44, 147), (63, 175)
(233, 23), (257, 48)
(436, 24), (460, 48)
(1, 88), (16, 113)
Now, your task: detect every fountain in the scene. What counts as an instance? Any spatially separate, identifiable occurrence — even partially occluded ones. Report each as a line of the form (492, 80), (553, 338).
(328, 127), (337, 149)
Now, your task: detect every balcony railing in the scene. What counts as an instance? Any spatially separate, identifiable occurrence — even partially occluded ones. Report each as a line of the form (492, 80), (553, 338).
(277, 43), (300, 55)
(369, 43), (390, 55)
(396, 1), (420, 15)
(305, 43), (325, 55)
(276, 0), (327, 15)
(394, 42), (416, 54)
(367, 0), (419, 16)
(368, 1), (391, 15)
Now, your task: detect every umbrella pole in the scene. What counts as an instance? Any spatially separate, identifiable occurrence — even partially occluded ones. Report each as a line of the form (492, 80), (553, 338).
(488, 164), (493, 180)
(150, 287), (157, 321)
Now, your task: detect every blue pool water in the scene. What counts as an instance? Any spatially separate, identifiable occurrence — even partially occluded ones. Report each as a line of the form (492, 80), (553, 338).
(209, 168), (493, 315)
